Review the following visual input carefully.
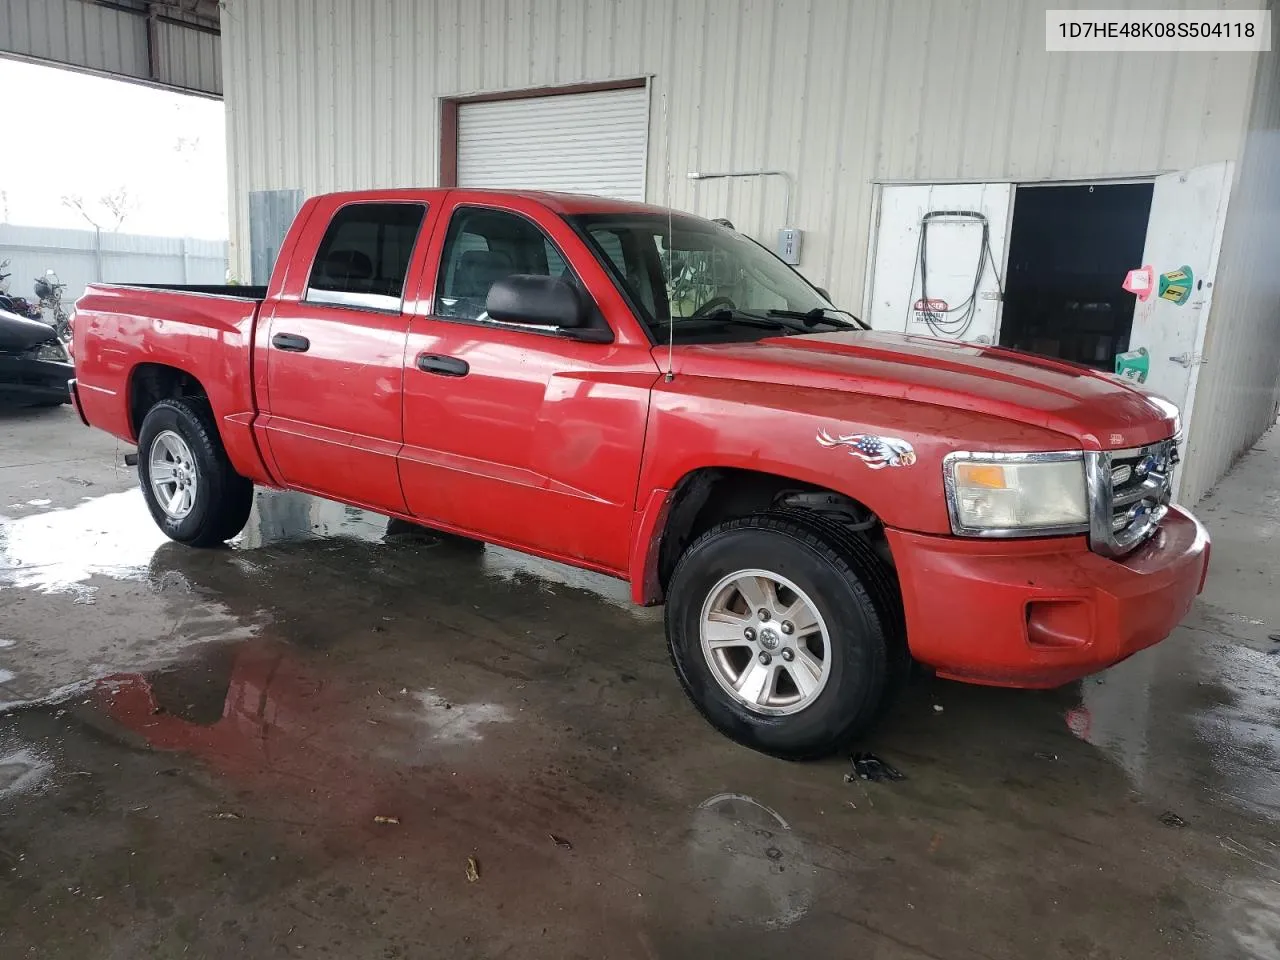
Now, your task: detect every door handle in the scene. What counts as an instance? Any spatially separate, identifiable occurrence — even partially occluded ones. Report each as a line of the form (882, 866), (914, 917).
(272, 332), (311, 352)
(416, 353), (469, 377)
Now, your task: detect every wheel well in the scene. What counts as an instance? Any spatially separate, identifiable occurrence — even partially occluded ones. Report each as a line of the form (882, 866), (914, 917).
(128, 363), (208, 438)
(656, 468), (893, 596)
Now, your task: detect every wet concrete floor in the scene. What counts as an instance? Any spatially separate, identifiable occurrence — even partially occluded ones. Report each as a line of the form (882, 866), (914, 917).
(1, 405), (1277, 959)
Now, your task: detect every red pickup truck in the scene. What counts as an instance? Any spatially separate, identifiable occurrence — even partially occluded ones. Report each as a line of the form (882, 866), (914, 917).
(69, 188), (1209, 759)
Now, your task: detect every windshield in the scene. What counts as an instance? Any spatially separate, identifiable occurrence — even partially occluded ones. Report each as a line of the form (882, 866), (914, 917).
(570, 213), (860, 344)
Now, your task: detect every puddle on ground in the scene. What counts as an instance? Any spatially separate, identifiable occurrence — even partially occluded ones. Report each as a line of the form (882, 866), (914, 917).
(412, 691), (513, 743)
(0, 743), (53, 799)
(67, 637), (543, 831)
(0, 484), (656, 754)
(1070, 627), (1280, 820)
(481, 546), (638, 611)
(1, 485), (652, 619)
(244, 488), (643, 611)
(685, 792), (815, 931)
(0, 489), (168, 595)
(236, 489), (392, 548)
(1221, 877), (1280, 960)
(1190, 636), (1280, 820)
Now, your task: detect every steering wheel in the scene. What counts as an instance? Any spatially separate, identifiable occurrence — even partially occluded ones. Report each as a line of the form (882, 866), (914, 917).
(689, 296), (737, 319)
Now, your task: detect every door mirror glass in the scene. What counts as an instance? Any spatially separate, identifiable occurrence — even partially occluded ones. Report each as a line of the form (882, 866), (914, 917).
(486, 275), (586, 328)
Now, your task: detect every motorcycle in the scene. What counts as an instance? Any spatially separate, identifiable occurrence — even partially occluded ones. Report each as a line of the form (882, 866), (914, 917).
(33, 269), (72, 343)
(0, 260), (44, 323)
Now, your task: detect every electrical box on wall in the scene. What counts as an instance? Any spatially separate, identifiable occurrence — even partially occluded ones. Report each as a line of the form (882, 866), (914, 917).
(777, 228), (802, 265)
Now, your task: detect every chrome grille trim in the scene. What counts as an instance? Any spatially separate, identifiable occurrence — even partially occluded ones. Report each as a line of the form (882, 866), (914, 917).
(1086, 438), (1177, 557)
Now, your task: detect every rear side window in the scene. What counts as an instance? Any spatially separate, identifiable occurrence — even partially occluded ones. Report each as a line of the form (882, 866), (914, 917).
(306, 202), (426, 311)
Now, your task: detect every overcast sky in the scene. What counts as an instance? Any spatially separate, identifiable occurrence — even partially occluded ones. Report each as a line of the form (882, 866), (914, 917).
(0, 59), (227, 240)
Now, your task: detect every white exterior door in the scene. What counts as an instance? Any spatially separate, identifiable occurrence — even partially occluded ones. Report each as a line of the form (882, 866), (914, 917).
(1126, 162), (1233, 445)
(457, 87), (649, 202)
(866, 183), (1013, 345)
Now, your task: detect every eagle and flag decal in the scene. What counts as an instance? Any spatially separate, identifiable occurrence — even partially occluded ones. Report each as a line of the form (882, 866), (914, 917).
(816, 430), (917, 469)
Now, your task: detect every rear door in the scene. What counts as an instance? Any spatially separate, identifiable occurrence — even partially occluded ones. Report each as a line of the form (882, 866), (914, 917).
(398, 195), (659, 572)
(259, 198), (434, 512)
(866, 183), (1013, 344)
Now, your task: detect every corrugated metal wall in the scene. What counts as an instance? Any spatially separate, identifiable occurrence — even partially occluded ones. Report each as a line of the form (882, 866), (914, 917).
(1179, 19), (1280, 503)
(221, 0), (1259, 301)
(0, 224), (228, 307)
(220, 0), (1273, 499)
(0, 0), (221, 96)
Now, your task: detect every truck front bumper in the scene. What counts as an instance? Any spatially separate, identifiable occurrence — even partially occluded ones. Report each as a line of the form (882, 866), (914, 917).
(885, 505), (1210, 688)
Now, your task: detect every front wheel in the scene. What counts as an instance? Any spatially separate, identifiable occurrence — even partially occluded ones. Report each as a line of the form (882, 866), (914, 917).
(137, 398), (254, 546)
(665, 514), (892, 760)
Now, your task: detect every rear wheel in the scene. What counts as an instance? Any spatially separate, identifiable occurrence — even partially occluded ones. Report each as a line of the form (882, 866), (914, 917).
(665, 514), (893, 760)
(137, 398), (254, 546)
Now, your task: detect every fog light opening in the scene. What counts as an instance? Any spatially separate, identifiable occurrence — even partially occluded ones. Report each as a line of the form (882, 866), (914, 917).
(1026, 599), (1093, 649)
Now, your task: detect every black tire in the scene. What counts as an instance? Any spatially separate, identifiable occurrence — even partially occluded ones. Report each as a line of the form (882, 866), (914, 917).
(665, 514), (892, 760)
(137, 397), (254, 546)
(769, 508), (912, 715)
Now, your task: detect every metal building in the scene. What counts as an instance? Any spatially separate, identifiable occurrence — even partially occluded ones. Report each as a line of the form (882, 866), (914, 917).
(0, 0), (221, 96)
(215, 0), (1279, 503)
(11, 0), (1274, 504)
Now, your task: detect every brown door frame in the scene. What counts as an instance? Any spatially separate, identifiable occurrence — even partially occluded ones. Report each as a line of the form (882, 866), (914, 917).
(439, 78), (648, 188)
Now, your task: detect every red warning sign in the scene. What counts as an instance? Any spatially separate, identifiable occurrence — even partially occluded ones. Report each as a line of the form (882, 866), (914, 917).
(911, 298), (948, 325)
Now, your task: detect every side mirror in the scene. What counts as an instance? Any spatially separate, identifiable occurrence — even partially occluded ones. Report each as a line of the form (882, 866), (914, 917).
(816, 286), (832, 301)
(486, 274), (586, 328)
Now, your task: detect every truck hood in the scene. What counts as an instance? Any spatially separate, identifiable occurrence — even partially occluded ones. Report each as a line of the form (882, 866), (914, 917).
(678, 330), (1177, 450)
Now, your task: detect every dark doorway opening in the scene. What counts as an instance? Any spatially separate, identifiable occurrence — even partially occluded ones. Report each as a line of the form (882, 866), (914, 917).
(999, 183), (1153, 371)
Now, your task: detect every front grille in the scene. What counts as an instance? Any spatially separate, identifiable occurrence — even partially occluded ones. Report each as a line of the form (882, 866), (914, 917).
(1086, 439), (1178, 557)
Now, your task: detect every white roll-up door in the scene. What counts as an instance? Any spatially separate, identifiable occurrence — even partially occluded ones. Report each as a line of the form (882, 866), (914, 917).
(457, 87), (649, 202)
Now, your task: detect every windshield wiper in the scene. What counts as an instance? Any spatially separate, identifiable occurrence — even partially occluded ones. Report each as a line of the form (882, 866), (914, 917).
(765, 308), (861, 330)
(657, 308), (861, 336)
(656, 309), (798, 332)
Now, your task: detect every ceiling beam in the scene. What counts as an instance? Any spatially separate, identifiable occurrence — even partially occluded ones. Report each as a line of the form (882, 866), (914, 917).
(0, 0), (222, 97)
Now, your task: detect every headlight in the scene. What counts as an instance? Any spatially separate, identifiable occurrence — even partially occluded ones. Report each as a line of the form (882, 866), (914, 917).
(30, 341), (69, 363)
(944, 452), (1088, 535)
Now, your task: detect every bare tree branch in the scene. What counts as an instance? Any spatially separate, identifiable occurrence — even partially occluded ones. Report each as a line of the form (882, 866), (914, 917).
(99, 187), (132, 231)
(61, 194), (101, 230)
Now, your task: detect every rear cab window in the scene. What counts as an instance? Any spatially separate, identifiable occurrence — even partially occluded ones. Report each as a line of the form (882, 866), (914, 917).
(306, 203), (427, 312)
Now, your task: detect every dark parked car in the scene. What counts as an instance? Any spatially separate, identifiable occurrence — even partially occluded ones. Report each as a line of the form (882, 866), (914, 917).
(0, 307), (72, 406)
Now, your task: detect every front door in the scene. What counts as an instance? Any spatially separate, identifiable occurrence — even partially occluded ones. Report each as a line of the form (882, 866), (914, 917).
(399, 197), (659, 572)
(260, 200), (432, 512)
(866, 182), (1013, 345)
(1125, 162), (1233, 473)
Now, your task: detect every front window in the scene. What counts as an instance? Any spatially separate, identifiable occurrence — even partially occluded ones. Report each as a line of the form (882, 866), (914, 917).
(436, 207), (572, 322)
(571, 213), (860, 344)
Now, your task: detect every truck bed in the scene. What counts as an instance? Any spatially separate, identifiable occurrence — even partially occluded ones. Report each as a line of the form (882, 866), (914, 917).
(72, 281), (269, 485)
(113, 283), (269, 300)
